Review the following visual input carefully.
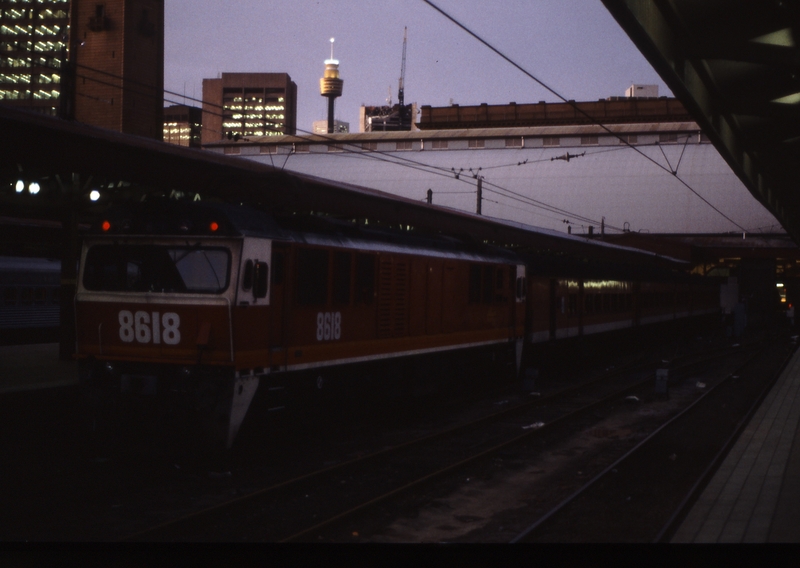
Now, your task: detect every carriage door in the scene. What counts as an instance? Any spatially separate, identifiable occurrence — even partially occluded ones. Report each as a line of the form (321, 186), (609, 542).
(269, 244), (289, 369)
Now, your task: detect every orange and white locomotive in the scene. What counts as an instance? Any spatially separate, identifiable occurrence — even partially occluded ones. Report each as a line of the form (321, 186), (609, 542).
(75, 202), (527, 448)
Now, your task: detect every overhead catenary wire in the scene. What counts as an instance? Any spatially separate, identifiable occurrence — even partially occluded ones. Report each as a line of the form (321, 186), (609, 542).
(420, 0), (749, 233)
(2, 47), (743, 233)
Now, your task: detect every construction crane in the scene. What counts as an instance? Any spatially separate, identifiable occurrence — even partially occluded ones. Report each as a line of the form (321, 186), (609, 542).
(398, 27), (407, 118)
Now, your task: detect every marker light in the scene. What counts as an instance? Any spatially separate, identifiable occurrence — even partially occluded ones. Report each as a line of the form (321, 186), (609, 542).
(15, 180), (25, 193)
(89, 190), (101, 202)
(101, 220), (111, 232)
(28, 182), (40, 195)
(209, 221), (219, 232)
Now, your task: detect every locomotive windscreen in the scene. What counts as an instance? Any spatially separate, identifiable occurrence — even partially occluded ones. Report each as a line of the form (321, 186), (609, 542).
(83, 244), (231, 294)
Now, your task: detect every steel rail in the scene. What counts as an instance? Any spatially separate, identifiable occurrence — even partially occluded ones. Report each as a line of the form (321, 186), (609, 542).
(278, 342), (758, 542)
(125, 338), (749, 541)
(508, 342), (775, 543)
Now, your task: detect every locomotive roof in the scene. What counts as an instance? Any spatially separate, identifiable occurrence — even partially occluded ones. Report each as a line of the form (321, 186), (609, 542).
(0, 256), (60, 272)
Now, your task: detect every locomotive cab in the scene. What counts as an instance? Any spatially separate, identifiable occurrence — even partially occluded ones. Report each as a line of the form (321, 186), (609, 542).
(76, 203), (279, 450)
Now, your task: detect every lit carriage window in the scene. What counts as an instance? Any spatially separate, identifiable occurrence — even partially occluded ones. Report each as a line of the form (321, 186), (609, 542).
(355, 254), (375, 305)
(568, 293), (577, 315)
(296, 248), (328, 306)
(585, 294), (594, 314)
(333, 251), (351, 305)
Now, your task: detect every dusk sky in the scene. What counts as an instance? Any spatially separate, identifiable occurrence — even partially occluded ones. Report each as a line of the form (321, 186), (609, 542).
(164, 0), (672, 133)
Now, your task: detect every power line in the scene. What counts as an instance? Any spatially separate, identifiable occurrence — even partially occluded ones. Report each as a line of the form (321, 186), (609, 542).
(3, 50), (723, 233)
(420, 0), (748, 233)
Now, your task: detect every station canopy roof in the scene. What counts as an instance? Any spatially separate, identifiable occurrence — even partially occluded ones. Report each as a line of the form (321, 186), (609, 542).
(602, 0), (800, 244)
(0, 105), (688, 269)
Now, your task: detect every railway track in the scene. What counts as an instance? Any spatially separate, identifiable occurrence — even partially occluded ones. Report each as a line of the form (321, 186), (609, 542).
(122, 334), (762, 542)
(510, 335), (794, 543)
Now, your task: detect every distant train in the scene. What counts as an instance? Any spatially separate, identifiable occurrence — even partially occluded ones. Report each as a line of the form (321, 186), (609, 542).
(0, 256), (60, 344)
(73, 202), (719, 449)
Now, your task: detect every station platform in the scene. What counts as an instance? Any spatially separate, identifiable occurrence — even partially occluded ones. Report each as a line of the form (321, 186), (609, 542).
(0, 343), (77, 394)
(672, 346), (800, 543)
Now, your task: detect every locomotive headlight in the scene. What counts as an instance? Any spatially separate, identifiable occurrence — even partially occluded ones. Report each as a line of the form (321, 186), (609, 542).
(15, 180), (25, 193)
(89, 189), (101, 202)
(28, 182), (40, 195)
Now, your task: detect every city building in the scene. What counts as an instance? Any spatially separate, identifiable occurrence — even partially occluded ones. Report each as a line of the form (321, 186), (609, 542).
(72, 0), (164, 138)
(360, 103), (418, 132)
(417, 96), (691, 130)
(0, 0), (71, 116)
(625, 84), (659, 98)
(0, 0), (165, 139)
(163, 104), (201, 147)
(313, 119), (348, 134)
(201, 72), (297, 145)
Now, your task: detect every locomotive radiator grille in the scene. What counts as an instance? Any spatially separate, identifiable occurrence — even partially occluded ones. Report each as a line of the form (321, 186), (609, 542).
(377, 258), (409, 338)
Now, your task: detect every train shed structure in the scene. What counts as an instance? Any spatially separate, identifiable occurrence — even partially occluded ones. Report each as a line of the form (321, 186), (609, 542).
(602, 0), (800, 244)
(203, 104), (780, 237)
(1, 105), (701, 357)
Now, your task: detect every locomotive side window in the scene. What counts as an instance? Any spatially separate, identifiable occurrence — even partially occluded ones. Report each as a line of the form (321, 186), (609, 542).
(355, 254), (375, 305)
(296, 248), (328, 306)
(470, 263), (514, 304)
(333, 251), (351, 305)
(469, 265), (482, 304)
(19, 288), (32, 305)
(3, 288), (16, 306)
(83, 245), (231, 294)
